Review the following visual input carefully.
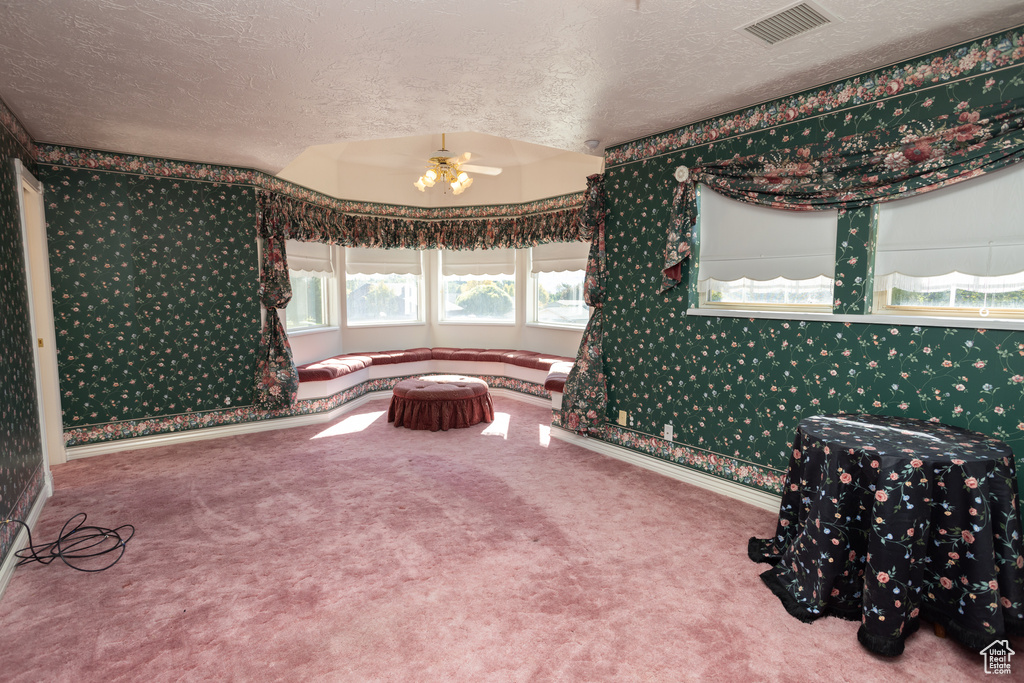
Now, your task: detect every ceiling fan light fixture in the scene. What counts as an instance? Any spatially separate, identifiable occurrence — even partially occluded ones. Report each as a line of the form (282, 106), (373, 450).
(414, 134), (491, 197)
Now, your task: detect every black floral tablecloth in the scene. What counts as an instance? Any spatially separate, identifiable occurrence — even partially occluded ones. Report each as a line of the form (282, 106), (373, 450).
(749, 414), (1024, 656)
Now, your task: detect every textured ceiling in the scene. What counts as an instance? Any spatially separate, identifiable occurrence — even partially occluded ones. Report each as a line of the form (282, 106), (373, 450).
(1, 0), (1024, 175)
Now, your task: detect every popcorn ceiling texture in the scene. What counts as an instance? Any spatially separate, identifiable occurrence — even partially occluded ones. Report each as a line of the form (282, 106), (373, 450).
(1, 1), (1024, 173)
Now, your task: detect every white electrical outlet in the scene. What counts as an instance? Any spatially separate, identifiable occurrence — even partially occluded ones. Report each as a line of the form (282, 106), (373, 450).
(664, 424), (673, 441)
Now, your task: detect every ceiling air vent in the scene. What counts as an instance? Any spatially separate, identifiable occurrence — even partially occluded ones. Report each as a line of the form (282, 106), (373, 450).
(741, 2), (835, 46)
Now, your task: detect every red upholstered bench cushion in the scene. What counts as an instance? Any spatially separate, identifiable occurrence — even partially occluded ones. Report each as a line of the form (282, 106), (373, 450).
(298, 347), (576, 385)
(296, 355), (371, 382)
(512, 354), (576, 371)
(544, 361), (574, 392)
(364, 348), (432, 364)
(499, 350), (540, 365)
(449, 348), (488, 361)
(476, 349), (516, 362)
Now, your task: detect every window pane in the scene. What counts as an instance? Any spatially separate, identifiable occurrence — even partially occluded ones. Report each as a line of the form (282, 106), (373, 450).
(880, 272), (1024, 313)
(890, 286), (948, 307)
(286, 274), (327, 330)
(534, 270), (588, 326)
(442, 275), (515, 322)
(702, 276), (833, 306)
(346, 273), (421, 324)
(955, 288), (1024, 310)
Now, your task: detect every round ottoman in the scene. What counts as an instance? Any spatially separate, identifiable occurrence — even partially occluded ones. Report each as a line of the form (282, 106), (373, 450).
(388, 375), (494, 431)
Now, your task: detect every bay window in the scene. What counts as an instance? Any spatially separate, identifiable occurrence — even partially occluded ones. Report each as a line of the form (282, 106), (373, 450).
(345, 247), (423, 325)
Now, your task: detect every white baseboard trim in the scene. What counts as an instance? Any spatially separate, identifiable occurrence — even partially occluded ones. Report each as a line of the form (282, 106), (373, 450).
(489, 388), (551, 409)
(65, 387), (550, 460)
(0, 469), (54, 601)
(549, 426), (781, 512)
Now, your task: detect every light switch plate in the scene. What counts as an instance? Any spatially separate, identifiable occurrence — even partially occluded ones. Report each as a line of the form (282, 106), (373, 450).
(618, 410), (627, 425)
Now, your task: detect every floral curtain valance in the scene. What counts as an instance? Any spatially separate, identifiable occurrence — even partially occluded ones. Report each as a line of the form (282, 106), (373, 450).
(256, 190), (590, 251)
(561, 174), (609, 436)
(662, 99), (1024, 291)
(251, 184), (599, 409)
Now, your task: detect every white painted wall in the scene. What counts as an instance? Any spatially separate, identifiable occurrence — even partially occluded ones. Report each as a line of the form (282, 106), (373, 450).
(286, 248), (584, 364)
(274, 147), (340, 200)
(275, 133), (604, 208)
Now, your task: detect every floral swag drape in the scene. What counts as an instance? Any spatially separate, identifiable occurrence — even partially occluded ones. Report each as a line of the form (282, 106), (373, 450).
(662, 98), (1024, 291)
(253, 187), (596, 408)
(560, 175), (609, 437)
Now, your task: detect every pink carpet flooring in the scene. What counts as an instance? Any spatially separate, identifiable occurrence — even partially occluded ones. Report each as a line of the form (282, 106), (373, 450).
(0, 397), (1013, 681)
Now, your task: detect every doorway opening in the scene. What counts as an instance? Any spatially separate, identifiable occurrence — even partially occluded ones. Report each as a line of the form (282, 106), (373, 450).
(15, 159), (64, 467)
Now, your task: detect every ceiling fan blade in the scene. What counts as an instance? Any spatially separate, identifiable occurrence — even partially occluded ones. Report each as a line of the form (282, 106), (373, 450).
(461, 163), (502, 176)
(452, 151), (472, 164)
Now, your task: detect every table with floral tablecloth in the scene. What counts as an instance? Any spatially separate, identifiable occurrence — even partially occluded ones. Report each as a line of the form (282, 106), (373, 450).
(749, 414), (1024, 656)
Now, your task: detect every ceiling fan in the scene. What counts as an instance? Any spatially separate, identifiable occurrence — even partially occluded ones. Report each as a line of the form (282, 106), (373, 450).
(413, 134), (502, 195)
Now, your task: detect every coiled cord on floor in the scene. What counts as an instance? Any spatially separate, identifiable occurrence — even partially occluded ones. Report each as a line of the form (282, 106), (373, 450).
(2, 513), (134, 572)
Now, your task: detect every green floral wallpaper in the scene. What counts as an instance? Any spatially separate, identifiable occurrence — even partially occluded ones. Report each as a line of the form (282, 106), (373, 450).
(0, 101), (44, 565)
(601, 29), (1024, 498)
(38, 156), (591, 445)
(832, 206), (876, 315)
(42, 168), (261, 431)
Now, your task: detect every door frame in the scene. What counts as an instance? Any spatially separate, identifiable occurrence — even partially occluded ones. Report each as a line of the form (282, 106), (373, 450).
(15, 159), (65, 467)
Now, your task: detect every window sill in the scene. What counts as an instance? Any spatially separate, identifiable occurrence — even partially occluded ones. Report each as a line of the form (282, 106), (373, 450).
(525, 321), (587, 331)
(699, 302), (832, 314)
(286, 326), (340, 337)
(344, 320), (426, 329)
(686, 307), (1024, 331)
(438, 320), (516, 326)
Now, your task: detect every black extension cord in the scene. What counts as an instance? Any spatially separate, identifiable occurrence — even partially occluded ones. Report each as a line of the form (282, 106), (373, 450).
(2, 513), (134, 572)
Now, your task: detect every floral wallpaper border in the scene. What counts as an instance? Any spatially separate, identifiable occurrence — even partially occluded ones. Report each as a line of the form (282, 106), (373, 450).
(552, 411), (785, 494)
(64, 374), (550, 446)
(606, 28), (1024, 167)
(0, 97), (35, 159)
(35, 144), (585, 221)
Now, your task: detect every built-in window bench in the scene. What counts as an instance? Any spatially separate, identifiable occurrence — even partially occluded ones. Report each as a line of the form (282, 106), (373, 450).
(297, 347), (574, 410)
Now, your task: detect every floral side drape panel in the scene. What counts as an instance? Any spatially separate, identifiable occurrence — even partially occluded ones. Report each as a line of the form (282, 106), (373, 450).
(254, 199), (299, 409)
(662, 100), (1024, 291)
(561, 175), (609, 436)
